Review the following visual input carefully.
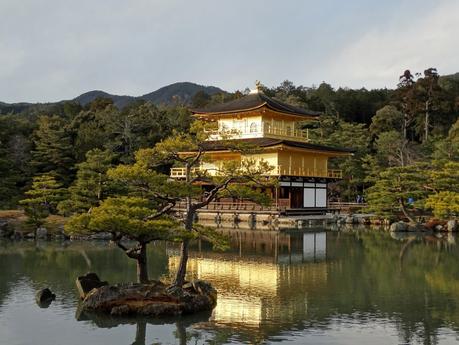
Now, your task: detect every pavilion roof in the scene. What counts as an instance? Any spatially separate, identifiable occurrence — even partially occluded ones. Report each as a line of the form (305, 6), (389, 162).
(192, 92), (321, 118)
(198, 138), (353, 154)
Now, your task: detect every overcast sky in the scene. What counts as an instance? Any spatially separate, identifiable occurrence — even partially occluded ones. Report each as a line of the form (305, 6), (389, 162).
(1, 0), (458, 103)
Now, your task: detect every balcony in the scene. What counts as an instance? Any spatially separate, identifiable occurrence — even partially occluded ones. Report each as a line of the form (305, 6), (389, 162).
(207, 124), (310, 142)
(170, 166), (342, 179)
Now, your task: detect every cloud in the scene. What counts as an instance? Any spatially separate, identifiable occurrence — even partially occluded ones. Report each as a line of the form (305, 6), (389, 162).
(0, 0), (457, 101)
(327, 0), (459, 89)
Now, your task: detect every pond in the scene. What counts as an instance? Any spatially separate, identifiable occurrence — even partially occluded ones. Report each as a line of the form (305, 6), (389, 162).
(1, 228), (459, 345)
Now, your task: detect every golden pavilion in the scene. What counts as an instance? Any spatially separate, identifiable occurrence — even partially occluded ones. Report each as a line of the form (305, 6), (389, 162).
(170, 85), (352, 214)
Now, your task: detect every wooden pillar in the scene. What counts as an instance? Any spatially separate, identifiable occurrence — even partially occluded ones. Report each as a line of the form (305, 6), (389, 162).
(275, 186), (279, 207)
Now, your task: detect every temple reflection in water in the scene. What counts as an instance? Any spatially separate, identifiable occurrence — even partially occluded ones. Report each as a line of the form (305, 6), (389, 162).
(168, 230), (329, 332)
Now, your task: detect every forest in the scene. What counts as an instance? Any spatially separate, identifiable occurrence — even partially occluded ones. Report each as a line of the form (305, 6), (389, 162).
(1, 68), (459, 221)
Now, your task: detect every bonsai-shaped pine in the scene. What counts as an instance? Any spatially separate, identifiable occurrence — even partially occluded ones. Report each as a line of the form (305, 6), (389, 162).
(365, 164), (429, 223)
(109, 121), (274, 288)
(65, 196), (183, 283)
(20, 173), (65, 231)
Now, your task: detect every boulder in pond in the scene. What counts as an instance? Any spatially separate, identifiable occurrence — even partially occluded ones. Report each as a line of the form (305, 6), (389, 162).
(76, 273), (109, 299)
(390, 221), (408, 232)
(36, 288), (56, 306)
(80, 280), (217, 317)
(36, 227), (48, 239)
(447, 220), (458, 232)
(435, 224), (445, 232)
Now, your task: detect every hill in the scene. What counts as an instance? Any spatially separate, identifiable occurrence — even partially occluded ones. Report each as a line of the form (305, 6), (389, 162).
(0, 82), (226, 113)
(139, 82), (223, 105)
(73, 90), (136, 109)
(74, 82), (224, 108)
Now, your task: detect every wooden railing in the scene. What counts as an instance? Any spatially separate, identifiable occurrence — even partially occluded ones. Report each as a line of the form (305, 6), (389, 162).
(173, 201), (284, 212)
(328, 202), (367, 212)
(170, 166), (342, 179)
(206, 125), (310, 142)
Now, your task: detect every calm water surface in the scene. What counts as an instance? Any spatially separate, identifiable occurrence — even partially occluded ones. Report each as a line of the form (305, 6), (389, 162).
(1, 228), (459, 345)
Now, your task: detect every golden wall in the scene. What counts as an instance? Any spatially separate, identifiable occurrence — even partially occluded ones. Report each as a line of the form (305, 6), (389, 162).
(277, 149), (328, 176)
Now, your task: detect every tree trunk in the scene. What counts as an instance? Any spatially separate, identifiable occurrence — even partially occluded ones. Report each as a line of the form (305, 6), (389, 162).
(174, 209), (193, 286)
(174, 238), (189, 287)
(399, 198), (416, 224)
(403, 114), (408, 140)
(173, 164), (195, 288)
(176, 321), (187, 345)
(136, 242), (148, 284)
(425, 100), (430, 142)
(132, 321), (146, 345)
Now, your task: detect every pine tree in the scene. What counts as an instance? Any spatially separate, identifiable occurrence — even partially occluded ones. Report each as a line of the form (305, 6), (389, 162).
(66, 197), (182, 283)
(424, 162), (459, 219)
(113, 122), (273, 288)
(425, 192), (459, 219)
(58, 149), (118, 215)
(366, 164), (429, 222)
(31, 115), (75, 185)
(20, 174), (65, 228)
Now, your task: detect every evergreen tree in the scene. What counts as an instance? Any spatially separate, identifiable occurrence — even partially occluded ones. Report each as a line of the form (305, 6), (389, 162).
(104, 122), (272, 288)
(370, 105), (404, 136)
(66, 197), (182, 283)
(366, 164), (429, 222)
(20, 174), (65, 228)
(69, 99), (115, 161)
(433, 117), (459, 162)
(424, 162), (459, 218)
(425, 192), (459, 219)
(0, 115), (34, 208)
(58, 149), (118, 215)
(31, 115), (75, 184)
(310, 115), (370, 200)
(374, 131), (412, 167)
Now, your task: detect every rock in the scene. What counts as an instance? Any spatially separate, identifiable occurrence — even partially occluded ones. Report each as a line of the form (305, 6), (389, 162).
(435, 225), (444, 232)
(345, 216), (356, 224)
(390, 221), (408, 232)
(425, 219), (447, 230)
(36, 288), (56, 305)
(76, 273), (108, 299)
(11, 232), (23, 240)
(0, 220), (12, 238)
(447, 220), (458, 232)
(80, 280), (217, 317)
(90, 232), (112, 240)
(24, 232), (35, 239)
(191, 280), (213, 295)
(36, 227), (48, 239)
(406, 223), (429, 232)
(53, 232), (69, 240)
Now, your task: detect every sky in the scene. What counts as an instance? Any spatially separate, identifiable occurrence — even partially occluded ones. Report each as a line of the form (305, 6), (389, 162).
(1, 0), (458, 103)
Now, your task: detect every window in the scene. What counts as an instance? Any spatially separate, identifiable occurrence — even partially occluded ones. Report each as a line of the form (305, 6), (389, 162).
(250, 122), (258, 133)
(264, 122), (271, 133)
(286, 125), (292, 136)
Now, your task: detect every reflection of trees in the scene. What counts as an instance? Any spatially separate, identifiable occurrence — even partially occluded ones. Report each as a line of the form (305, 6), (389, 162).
(3, 231), (459, 344)
(76, 308), (216, 345)
(0, 240), (168, 309)
(331, 231), (459, 345)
